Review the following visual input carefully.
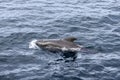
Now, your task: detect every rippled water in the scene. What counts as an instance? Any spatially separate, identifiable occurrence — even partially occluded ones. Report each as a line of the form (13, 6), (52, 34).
(0, 0), (120, 80)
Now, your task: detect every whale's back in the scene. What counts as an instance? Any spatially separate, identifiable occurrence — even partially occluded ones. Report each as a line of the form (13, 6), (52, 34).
(35, 39), (82, 52)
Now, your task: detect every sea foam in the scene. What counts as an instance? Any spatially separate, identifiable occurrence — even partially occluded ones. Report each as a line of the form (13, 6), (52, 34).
(29, 39), (39, 49)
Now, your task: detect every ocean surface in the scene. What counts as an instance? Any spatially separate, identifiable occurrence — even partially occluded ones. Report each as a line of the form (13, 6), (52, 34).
(0, 0), (120, 80)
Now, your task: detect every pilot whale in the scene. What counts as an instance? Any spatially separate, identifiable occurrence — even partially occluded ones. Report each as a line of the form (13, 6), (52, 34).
(29, 37), (83, 53)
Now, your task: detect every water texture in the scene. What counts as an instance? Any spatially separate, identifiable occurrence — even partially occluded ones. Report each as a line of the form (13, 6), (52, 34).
(0, 0), (120, 80)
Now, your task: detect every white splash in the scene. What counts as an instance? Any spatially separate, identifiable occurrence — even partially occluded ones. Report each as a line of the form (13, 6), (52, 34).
(61, 47), (81, 52)
(29, 39), (39, 49)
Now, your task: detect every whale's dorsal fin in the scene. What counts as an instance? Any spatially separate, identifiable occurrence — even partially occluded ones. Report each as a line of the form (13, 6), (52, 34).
(64, 37), (77, 42)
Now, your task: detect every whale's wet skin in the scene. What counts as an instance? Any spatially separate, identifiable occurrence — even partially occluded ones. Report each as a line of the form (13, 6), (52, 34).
(1, 0), (120, 80)
(29, 37), (83, 61)
(30, 37), (82, 52)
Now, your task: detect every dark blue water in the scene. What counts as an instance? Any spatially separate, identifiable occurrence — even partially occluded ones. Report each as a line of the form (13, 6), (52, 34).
(0, 0), (120, 80)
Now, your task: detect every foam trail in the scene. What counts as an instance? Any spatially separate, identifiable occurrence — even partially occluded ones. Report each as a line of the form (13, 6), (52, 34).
(29, 39), (39, 49)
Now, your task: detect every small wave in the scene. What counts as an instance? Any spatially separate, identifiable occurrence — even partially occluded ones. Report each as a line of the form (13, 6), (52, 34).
(0, 66), (40, 76)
